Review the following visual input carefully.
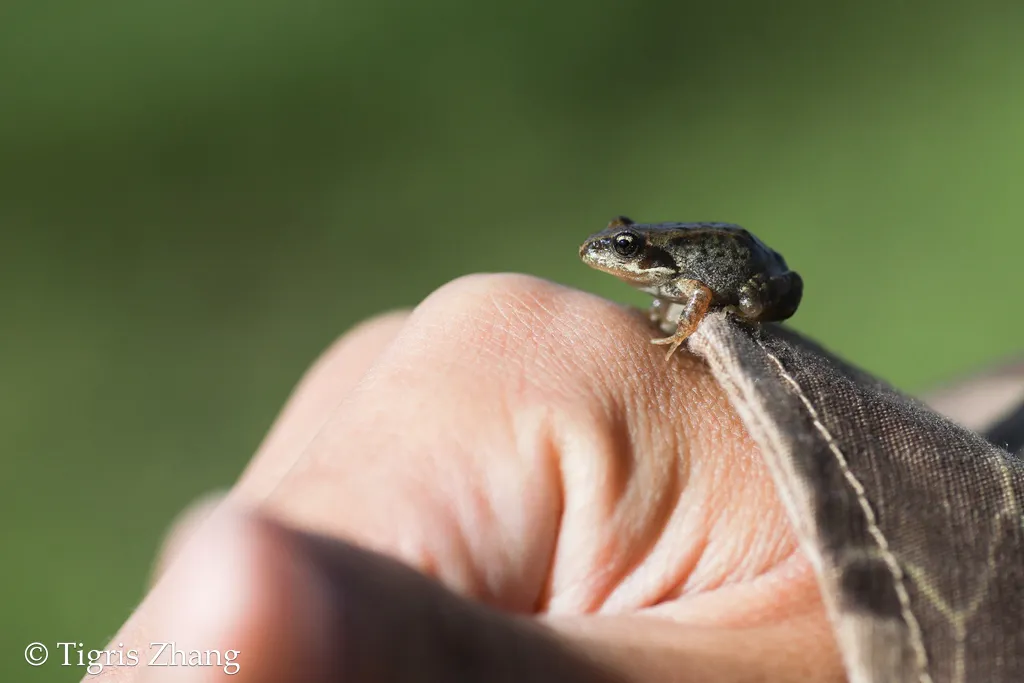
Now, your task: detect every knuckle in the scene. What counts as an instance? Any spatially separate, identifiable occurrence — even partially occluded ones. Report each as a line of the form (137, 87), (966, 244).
(411, 273), (576, 351)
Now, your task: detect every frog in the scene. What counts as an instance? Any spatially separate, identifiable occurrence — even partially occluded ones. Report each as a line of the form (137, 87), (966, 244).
(579, 216), (803, 359)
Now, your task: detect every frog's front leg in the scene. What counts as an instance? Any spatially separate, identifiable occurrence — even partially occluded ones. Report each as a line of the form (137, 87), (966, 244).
(649, 278), (713, 359)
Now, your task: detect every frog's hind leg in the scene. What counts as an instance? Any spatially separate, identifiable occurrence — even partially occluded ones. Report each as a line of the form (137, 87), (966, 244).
(650, 278), (713, 360)
(738, 272), (803, 322)
(765, 271), (803, 321)
(737, 275), (768, 320)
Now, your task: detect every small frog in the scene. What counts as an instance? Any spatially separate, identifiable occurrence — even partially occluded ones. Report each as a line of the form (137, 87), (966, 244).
(579, 216), (803, 359)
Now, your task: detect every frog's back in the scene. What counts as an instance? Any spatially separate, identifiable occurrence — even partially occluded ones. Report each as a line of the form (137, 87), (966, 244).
(648, 221), (790, 284)
(645, 221), (801, 320)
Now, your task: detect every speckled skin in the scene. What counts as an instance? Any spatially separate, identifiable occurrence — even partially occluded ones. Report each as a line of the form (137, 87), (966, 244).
(579, 216), (802, 357)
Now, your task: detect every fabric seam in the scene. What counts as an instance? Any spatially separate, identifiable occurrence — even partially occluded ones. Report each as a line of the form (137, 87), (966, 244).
(756, 337), (933, 683)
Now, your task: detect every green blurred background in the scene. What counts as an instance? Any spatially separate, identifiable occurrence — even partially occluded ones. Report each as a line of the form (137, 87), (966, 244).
(3, 0), (1023, 678)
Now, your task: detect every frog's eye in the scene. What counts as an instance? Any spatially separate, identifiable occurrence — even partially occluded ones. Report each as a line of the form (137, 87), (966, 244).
(612, 231), (642, 258)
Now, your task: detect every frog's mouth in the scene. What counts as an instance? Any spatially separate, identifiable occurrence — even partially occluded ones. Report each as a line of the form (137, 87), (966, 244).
(582, 253), (655, 286)
(611, 269), (660, 287)
(580, 247), (625, 277)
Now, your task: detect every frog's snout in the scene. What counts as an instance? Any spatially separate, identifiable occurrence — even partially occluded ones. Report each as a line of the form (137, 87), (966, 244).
(578, 241), (600, 266)
(578, 237), (605, 264)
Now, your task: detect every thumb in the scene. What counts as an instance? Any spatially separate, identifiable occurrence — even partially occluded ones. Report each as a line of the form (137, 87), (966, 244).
(119, 505), (625, 682)
(110, 505), (838, 682)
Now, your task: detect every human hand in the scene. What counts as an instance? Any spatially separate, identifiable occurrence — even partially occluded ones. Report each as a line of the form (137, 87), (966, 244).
(93, 274), (843, 682)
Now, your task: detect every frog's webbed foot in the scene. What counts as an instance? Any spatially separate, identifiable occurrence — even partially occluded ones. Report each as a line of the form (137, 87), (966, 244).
(650, 279), (713, 360)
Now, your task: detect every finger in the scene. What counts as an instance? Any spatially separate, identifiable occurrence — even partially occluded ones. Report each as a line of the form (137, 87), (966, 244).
(90, 505), (334, 682)
(102, 506), (841, 683)
(235, 310), (410, 502)
(149, 313), (411, 585)
(262, 274), (797, 622)
(149, 490), (225, 585)
(106, 506), (624, 683)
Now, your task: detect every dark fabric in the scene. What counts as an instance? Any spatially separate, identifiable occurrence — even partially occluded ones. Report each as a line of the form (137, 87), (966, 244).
(689, 313), (1024, 683)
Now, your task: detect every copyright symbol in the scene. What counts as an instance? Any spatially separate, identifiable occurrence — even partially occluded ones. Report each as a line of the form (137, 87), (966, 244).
(24, 642), (48, 666)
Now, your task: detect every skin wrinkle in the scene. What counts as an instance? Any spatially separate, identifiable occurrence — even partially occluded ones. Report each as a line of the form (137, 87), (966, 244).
(486, 417), (563, 611)
(702, 512), (799, 592)
(683, 484), (778, 596)
(488, 389), (542, 609)
(507, 293), (786, 618)
(412, 445), (491, 600)
(445, 284), (606, 611)
(421, 381), (559, 610)
(263, 272), (812, 641)
(667, 389), (792, 603)
(362, 479), (460, 583)
(599, 408), (699, 612)
(647, 544), (819, 629)
(526, 405), (569, 613)
(489, 299), (662, 613)
(91, 274), (848, 683)
(536, 294), (622, 385)
(598, 375), (691, 610)
(463, 462), (520, 607)
(596, 433), (687, 613)
(477, 283), (576, 384)
(499, 277), (797, 617)
(555, 403), (665, 610)
(609, 525), (711, 614)
(693, 422), (798, 593)
(547, 408), (640, 613)
(419, 280), (644, 612)
(283, 373), (485, 593)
